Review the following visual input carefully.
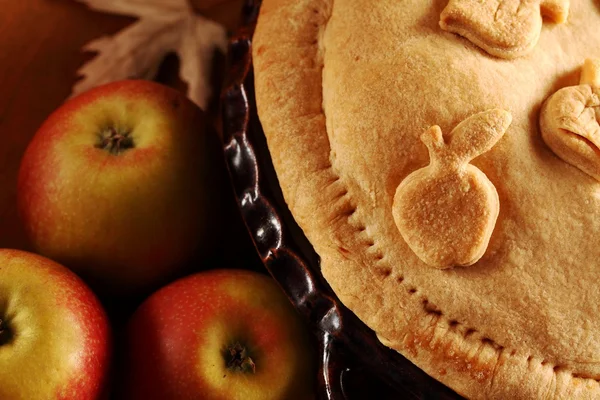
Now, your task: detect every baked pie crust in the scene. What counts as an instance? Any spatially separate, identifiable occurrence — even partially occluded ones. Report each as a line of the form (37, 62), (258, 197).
(253, 0), (600, 398)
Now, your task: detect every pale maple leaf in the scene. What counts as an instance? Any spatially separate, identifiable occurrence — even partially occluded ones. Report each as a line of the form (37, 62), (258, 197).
(71, 0), (228, 110)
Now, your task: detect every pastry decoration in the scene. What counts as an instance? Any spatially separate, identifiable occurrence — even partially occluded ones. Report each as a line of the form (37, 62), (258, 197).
(540, 59), (600, 181)
(440, 0), (570, 59)
(392, 109), (512, 269)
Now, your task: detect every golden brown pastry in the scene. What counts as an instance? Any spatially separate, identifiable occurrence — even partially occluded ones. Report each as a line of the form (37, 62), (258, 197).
(253, 0), (600, 398)
(540, 59), (600, 181)
(393, 109), (512, 269)
(440, 0), (570, 59)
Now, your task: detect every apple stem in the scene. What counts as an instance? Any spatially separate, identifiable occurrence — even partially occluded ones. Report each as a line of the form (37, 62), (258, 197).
(96, 127), (134, 155)
(0, 318), (9, 346)
(227, 342), (256, 373)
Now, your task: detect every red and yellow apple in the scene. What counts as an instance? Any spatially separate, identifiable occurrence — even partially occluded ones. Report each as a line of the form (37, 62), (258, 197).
(121, 269), (315, 400)
(18, 80), (223, 294)
(0, 249), (111, 399)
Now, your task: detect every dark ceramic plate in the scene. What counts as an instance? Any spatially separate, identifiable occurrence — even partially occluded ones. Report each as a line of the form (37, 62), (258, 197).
(220, 1), (464, 398)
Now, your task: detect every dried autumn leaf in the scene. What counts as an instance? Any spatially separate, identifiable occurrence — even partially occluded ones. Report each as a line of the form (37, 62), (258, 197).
(72, 0), (228, 110)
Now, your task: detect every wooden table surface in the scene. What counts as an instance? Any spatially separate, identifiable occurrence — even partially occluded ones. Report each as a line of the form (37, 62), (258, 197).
(0, 0), (244, 252)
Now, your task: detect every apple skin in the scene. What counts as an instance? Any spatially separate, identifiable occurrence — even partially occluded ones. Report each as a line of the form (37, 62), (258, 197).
(121, 269), (315, 400)
(17, 80), (222, 294)
(0, 249), (111, 400)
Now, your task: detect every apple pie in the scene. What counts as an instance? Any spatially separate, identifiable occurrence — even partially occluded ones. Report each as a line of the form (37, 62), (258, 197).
(252, 0), (600, 398)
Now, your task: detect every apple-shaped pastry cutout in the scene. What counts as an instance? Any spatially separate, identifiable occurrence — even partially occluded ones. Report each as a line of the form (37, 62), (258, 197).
(393, 109), (512, 269)
(440, 0), (570, 59)
(540, 58), (600, 181)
